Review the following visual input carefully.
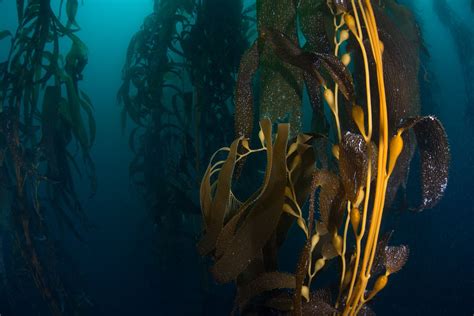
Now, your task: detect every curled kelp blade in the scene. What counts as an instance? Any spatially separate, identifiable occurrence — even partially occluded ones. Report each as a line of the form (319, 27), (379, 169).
(198, 138), (241, 256)
(400, 116), (450, 211)
(261, 27), (355, 101)
(235, 272), (295, 313)
(211, 124), (289, 283)
(214, 119), (274, 259)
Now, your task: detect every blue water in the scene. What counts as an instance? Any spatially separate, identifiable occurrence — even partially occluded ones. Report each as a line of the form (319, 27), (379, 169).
(0, 0), (473, 315)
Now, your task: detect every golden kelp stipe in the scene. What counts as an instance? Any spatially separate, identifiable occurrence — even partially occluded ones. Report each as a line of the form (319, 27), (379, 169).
(199, 0), (450, 314)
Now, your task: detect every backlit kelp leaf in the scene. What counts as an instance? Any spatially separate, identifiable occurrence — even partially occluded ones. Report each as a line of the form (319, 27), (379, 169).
(298, 1), (330, 53)
(198, 138), (241, 255)
(211, 124), (289, 283)
(400, 116), (450, 211)
(384, 245), (409, 274)
(339, 132), (369, 203)
(258, 0), (304, 134)
(235, 42), (259, 138)
(235, 272), (295, 313)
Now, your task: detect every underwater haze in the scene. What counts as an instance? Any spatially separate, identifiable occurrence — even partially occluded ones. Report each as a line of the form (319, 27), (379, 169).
(0, 0), (473, 315)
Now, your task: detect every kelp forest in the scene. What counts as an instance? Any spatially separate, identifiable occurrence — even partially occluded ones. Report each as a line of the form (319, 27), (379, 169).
(0, 0), (95, 315)
(0, 0), (472, 315)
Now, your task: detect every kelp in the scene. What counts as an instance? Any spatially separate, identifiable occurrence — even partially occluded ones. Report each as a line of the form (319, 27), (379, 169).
(262, 27), (355, 101)
(0, 1), (95, 314)
(235, 43), (259, 138)
(257, 0), (304, 135)
(399, 116), (450, 211)
(198, 119), (319, 313)
(198, 1), (450, 315)
(118, 0), (250, 276)
(433, 0), (474, 129)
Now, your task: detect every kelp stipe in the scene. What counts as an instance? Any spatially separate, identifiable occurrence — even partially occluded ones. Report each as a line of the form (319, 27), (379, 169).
(198, 0), (450, 315)
(0, 1), (95, 314)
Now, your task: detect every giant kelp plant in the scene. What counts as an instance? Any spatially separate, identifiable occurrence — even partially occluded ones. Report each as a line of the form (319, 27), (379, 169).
(0, 1), (95, 315)
(198, 0), (450, 315)
(433, 0), (474, 128)
(118, 0), (250, 269)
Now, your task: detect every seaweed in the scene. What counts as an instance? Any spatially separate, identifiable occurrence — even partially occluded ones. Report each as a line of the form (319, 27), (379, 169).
(0, 1), (95, 314)
(433, 0), (474, 129)
(198, 1), (450, 315)
(118, 0), (250, 277)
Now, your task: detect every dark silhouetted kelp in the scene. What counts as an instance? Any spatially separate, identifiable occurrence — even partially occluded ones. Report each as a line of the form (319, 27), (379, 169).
(0, 1), (95, 314)
(118, 0), (250, 278)
(433, 0), (474, 129)
(198, 1), (450, 315)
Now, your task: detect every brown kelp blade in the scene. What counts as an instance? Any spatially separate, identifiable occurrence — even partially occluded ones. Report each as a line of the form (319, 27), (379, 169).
(314, 52), (355, 101)
(262, 27), (355, 101)
(235, 42), (259, 138)
(339, 132), (370, 204)
(298, 1), (331, 53)
(301, 289), (337, 315)
(384, 245), (409, 274)
(400, 116), (450, 211)
(262, 27), (324, 85)
(371, 230), (394, 276)
(304, 72), (330, 135)
(214, 119), (273, 259)
(198, 138), (241, 255)
(211, 124), (289, 283)
(313, 170), (345, 234)
(235, 272), (295, 313)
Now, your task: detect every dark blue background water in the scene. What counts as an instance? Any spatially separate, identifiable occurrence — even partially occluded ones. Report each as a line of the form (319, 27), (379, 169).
(1, 0), (473, 315)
